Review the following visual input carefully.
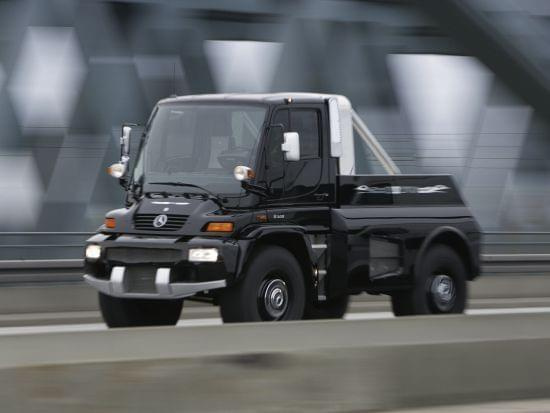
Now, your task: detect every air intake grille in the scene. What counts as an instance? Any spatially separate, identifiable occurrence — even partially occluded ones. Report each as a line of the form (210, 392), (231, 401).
(107, 248), (181, 263)
(134, 214), (188, 231)
(125, 265), (156, 293)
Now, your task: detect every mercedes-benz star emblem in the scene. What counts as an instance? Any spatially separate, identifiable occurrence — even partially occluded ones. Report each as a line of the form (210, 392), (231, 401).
(153, 214), (168, 228)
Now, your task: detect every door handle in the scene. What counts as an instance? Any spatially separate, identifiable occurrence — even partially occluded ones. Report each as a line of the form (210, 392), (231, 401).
(314, 192), (330, 200)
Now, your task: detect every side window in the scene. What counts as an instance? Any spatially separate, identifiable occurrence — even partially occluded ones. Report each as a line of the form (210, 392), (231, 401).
(265, 110), (288, 198)
(271, 109), (289, 131)
(290, 109), (320, 159)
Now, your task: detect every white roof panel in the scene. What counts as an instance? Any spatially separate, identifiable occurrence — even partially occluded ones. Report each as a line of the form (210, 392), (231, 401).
(159, 92), (350, 105)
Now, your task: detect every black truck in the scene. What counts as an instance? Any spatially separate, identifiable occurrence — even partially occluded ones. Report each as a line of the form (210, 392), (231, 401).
(84, 93), (481, 327)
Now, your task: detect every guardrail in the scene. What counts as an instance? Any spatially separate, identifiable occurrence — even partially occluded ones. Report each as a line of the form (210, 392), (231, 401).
(3, 231), (550, 255)
(0, 232), (92, 260)
(0, 259), (84, 285)
(483, 231), (550, 254)
(482, 253), (550, 274)
(0, 231), (550, 285)
(1, 255), (550, 286)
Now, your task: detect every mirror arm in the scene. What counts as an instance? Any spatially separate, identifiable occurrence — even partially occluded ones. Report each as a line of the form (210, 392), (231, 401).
(241, 181), (268, 197)
(119, 175), (129, 189)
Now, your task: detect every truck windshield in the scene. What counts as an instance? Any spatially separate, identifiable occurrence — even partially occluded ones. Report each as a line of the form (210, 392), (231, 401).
(133, 103), (267, 195)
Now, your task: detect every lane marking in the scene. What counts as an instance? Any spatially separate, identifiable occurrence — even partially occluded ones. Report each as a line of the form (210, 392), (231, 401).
(176, 318), (222, 327)
(467, 307), (550, 315)
(344, 307), (550, 319)
(345, 312), (393, 320)
(2, 307), (550, 336)
(0, 323), (107, 336)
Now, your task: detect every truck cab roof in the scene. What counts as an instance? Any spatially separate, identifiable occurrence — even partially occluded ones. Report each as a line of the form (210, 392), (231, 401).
(159, 92), (351, 106)
(157, 92), (400, 176)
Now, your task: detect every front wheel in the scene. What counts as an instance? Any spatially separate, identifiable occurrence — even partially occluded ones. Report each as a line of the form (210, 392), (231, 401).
(219, 246), (306, 323)
(391, 245), (467, 316)
(99, 293), (183, 328)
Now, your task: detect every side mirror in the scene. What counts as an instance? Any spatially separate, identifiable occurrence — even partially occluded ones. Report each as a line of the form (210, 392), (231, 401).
(121, 126), (132, 158)
(107, 124), (137, 187)
(108, 124), (134, 183)
(281, 132), (300, 161)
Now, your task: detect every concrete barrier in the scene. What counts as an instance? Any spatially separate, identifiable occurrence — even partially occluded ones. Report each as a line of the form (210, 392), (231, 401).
(1, 313), (550, 412)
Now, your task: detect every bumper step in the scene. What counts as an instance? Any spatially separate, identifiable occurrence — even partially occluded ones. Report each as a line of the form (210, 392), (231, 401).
(84, 266), (226, 299)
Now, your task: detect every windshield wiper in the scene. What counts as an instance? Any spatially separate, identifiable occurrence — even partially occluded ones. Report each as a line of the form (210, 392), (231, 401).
(148, 182), (226, 206)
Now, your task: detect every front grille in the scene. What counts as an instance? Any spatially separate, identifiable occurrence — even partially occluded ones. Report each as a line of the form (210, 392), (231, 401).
(125, 265), (156, 293)
(134, 214), (188, 231)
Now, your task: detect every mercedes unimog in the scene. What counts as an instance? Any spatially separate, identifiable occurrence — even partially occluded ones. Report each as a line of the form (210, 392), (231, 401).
(83, 93), (481, 327)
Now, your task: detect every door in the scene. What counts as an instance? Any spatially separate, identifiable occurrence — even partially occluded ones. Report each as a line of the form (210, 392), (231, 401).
(264, 106), (324, 204)
(261, 104), (331, 230)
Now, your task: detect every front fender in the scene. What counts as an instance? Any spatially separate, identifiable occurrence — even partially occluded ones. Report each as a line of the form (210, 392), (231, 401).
(234, 225), (317, 279)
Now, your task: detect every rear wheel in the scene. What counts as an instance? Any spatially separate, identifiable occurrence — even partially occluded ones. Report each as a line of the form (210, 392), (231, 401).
(219, 246), (305, 323)
(99, 293), (183, 328)
(391, 245), (467, 316)
(303, 295), (349, 320)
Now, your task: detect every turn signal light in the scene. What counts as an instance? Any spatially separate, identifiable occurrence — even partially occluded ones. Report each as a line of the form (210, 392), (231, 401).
(107, 162), (126, 179)
(104, 217), (116, 229)
(205, 222), (234, 232)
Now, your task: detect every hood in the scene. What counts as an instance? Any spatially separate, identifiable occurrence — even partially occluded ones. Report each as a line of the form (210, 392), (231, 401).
(102, 195), (224, 236)
(136, 195), (219, 216)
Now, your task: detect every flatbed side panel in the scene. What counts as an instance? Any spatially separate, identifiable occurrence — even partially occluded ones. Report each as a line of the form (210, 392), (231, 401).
(326, 175), (479, 297)
(338, 175), (465, 207)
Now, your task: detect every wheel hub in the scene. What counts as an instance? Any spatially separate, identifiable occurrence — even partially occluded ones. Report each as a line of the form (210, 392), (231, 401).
(430, 274), (456, 312)
(261, 278), (288, 319)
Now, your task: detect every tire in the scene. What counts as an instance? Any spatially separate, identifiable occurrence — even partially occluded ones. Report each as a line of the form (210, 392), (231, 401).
(303, 294), (349, 320)
(219, 246), (306, 323)
(99, 293), (183, 328)
(391, 245), (467, 316)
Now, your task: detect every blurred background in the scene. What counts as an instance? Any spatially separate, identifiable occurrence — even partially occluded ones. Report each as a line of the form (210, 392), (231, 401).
(2, 4), (550, 410)
(2, 0), (550, 258)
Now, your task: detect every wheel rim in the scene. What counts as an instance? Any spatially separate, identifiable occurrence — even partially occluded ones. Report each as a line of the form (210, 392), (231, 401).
(258, 277), (289, 320)
(429, 274), (456, 312)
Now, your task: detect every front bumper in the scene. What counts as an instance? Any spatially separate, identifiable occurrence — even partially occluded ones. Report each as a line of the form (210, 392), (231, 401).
(84, 233), (246, 299)
(84, 266), (226, 299)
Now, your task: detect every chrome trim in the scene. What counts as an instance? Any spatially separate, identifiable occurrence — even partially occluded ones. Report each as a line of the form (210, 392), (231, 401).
(155, 267), (171, 296)
(111, 266), (125, 295)
(83, 266), (226, 299)
(261, 278), (288, 319)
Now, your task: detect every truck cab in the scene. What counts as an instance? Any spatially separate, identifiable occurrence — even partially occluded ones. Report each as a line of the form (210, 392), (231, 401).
(84, 93), (481, 327)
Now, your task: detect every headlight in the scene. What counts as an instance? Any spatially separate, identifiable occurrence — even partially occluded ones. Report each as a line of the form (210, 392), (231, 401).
(85, 244), (102, 260)
(188, 248), (218, 262)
